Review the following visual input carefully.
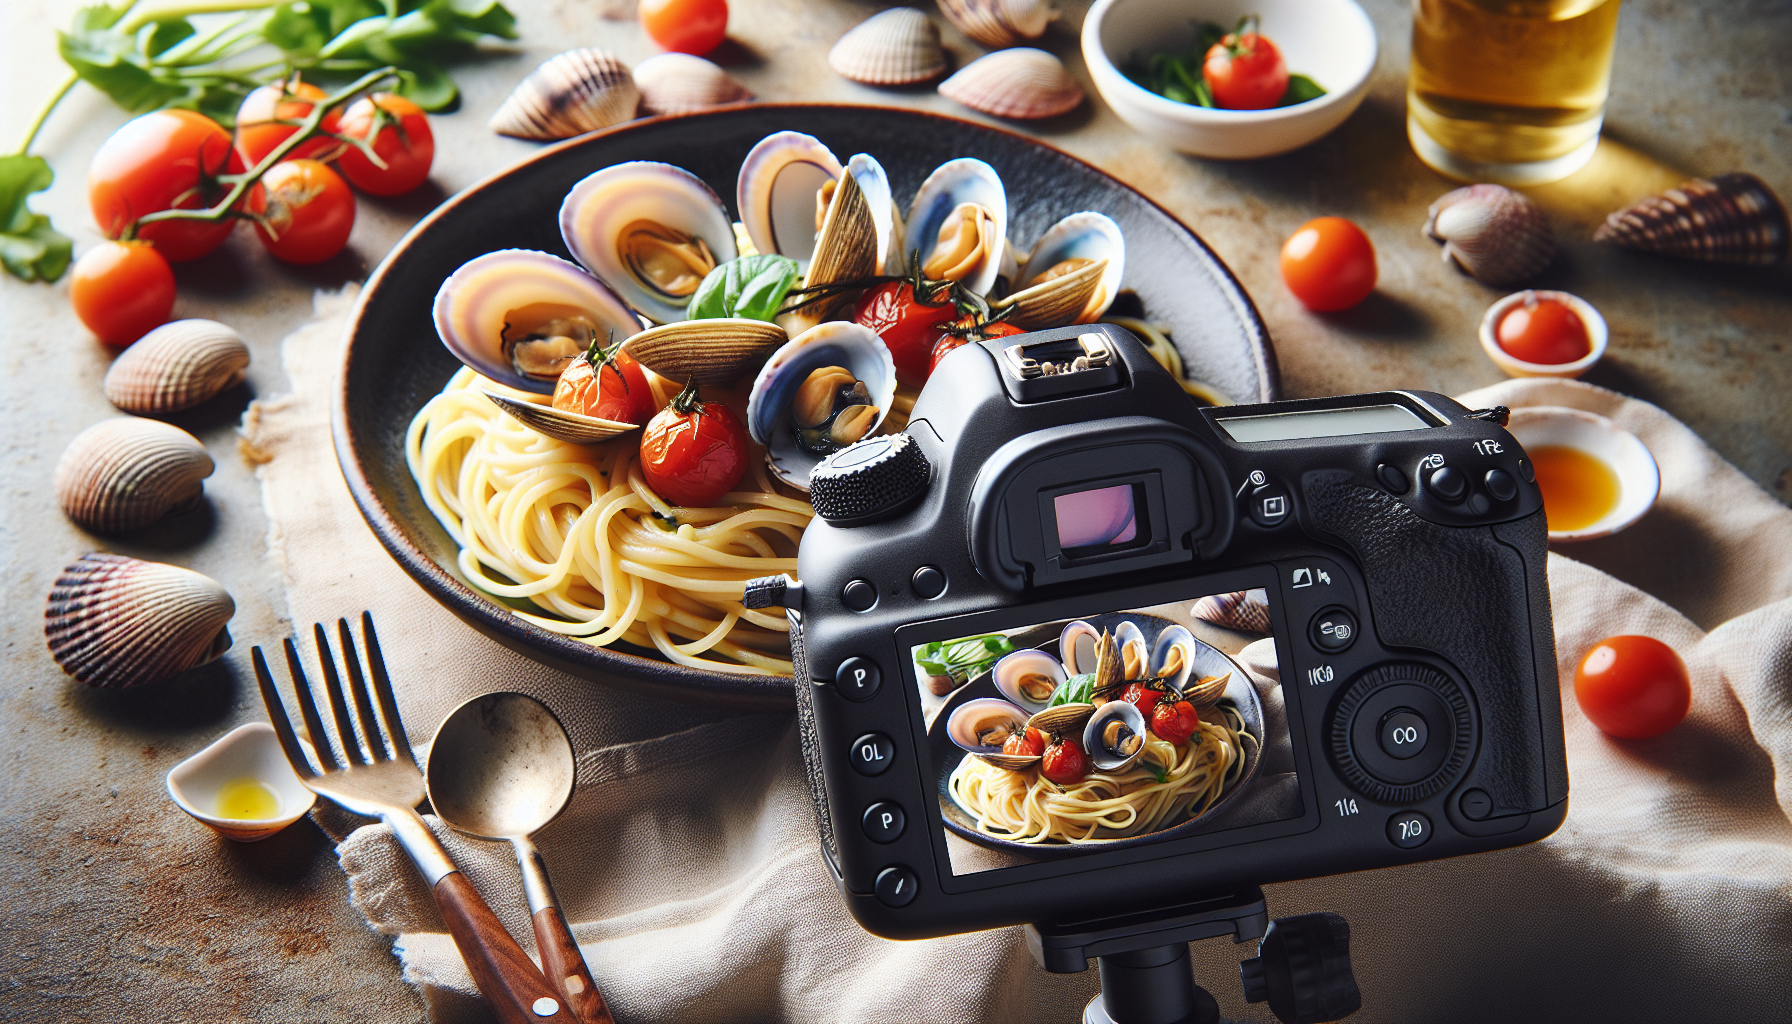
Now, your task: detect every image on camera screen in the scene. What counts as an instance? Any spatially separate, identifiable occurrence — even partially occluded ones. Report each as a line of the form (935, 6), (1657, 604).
(912, 589), (1302, 876)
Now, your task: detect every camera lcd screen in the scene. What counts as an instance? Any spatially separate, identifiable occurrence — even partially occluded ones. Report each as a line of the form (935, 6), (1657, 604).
(911, 587), (1303, 878)
(1215, 404), (1431, 443)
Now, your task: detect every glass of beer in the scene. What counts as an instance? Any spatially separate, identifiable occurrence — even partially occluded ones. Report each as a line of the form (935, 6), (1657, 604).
(1408, 0), (1623, 185)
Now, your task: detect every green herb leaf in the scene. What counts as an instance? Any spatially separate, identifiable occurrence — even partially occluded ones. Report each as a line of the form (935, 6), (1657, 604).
(1052, 673), (1095, 707)
(1278, 73), (1328, 107)
(690, 255), (801, 323)
(0, 156), (74, 283)
(59, 6), (188, 112)
(1149, 764), (1169, 785)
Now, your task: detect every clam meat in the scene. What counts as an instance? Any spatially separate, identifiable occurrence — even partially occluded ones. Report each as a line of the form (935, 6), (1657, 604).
(948, 698), (1030, 752)
(746, 321), (896, 490)
(1149, 624), (1197, 693)
(1085, 700), (1149, 772)
(560, 161), (738, 324)
(905, 158), (1008, 296)
(791, 365), (880, 454)
(1113, 620), (1148, 680)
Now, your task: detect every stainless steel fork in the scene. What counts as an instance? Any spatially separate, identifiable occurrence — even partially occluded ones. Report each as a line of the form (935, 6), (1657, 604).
(253, 613), (576, 1024)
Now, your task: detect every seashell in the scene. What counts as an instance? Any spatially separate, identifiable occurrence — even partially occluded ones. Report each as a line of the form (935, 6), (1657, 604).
(55, 418), (213, 534)
(1084, 699), (1148, 772)
(1058, 619), (1100, 677)
(1028, 701), (1095, 737)
(624, 317), (787, 388)
(746, 321), (896, 490)
(937, 0), (1058, 49)
(939, 48), (1084, 121)
(103, 319), (249, 415)
(828, 8), (948, 87)
(45, 552), (234, 687)
(1113, 620), (1148, 681)
(1593, 172), (1789, 264)
(1193, 591), (1272, 635)
(737, 132), (843, 268)
(1149, 624), (1197, 694)
(948, 697), (1032, 758)
(1424, 184), (1555, 286)
(992, 648), (1067, 713)
(633, 53), (753, 116)
(434, 249), (644, 394)
(786, 154), (898, 329)
(1002, 211), (1126, 328)
(490, 48), (639, 141)
(906, 158), (1008, 295)
(481, 390), (636, 445)
(560, 161), (738, 324)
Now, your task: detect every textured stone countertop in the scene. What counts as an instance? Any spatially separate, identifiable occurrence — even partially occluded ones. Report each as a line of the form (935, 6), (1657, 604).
(1, 0), (1787, 1020)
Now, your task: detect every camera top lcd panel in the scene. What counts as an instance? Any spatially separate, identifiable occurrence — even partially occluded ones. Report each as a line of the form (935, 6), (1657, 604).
(774, 324), (1567, 941)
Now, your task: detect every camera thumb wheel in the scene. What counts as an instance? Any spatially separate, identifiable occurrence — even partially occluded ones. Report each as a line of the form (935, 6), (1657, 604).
(1238, 913), (1361, 1024)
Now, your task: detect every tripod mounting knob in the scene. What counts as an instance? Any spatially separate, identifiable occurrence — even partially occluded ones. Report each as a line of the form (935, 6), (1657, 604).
(1239, 912), (1361, 1024)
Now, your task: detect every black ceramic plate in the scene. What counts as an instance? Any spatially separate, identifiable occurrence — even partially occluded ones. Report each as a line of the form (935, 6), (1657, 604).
(335, 104), (1277, 709)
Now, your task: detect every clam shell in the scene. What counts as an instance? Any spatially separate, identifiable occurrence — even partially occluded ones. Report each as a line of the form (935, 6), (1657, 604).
(991, 648), (1067, 713)
(1003, 211), (1125, 327)
(490, 48), (639, 141)
(948, 698), (1030, 753)
(937, 0), (1057, 48)
(1424, 184), (1555, 286)
(1084, 699), (1148, 772)
(939, 48), (1084, 121)
(55, 418), (213, 534)
(103, 319), (249, 415)
(788, 154), (898, 329)
(634, 53), (753, 116)
(1593, 172), (1789, 264)
(481, 390), (637, 444)
(737, 132), (843, 267)
(624, 317), (787, 388)
(560, 161), (739, 324)
(999, 258), (1106, 330)
(45, 552), (234, 688)
(1059, 619), (1099, 676)
(434, 249), (644, 394)
(745, 321), (897, 491)
(906, 158), (1008, 295)
(1114, 620), (1148, 680)
(1028, 701), (1094, 737)
(828, 8), (948, 86)
(1192, 591), (1272, 635)
(1150, 624), (1197, 694)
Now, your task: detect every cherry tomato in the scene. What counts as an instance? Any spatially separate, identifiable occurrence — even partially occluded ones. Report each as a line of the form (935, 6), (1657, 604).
(1002, 726), (1046, 758)
(1151, 698), (1199, 746)
(234, 80), (342, 168)
(1204, 29), (1289, 110)
(68, 241), (176, 346)
(89, 109), (246, 262)
(640, 380), (749, 507)
(1041, 736), (1089, 785)
(927, 318), (1024, 378)
(253, 159), (355, 265)
(1497, 293), (1590, 366)
(853, 281), (960, 387)
(553, 334), (655, 425)
(640, 0), (729, 55)
(1574, 635), (1691, 739)
(1280, 217), (1377, 311)
(1123, 681), (1163, 719)
(334, 93), (434, 197)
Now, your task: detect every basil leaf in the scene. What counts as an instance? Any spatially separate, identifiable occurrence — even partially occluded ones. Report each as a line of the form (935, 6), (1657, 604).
(689, 255), (800, 323)
(0, 156), (73, 283)
(59, 6), (187, 113)
(1052, 674), (1095, 707)
(1279, 74), (1328, 107)
(140, 17), (196, 58)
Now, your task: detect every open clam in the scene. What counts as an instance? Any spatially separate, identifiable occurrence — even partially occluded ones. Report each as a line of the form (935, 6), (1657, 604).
(992, 648), (1066, 713)
(1000, 212), (1125, 329)
(905, 158), (1008, 296)
(948, 698), (1039, 770)
(736, 132), (843, 267)
(1059, 619), (1100, 677)
(746, 322), (896, 490)
(433, 249), (643, 394)
(1151, 624), (1229, 707)
(1085, 700), (1148, 772)
(560, 161), (738, 324)
(785, 153), (901, 330)
(1028, 701), (1095, 738)
(624, 317), (788, 388)
(1113, 620), (1148, 681)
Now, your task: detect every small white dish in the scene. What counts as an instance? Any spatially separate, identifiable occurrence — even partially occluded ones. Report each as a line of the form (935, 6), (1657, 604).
(1082, 0), (1377, 159)
(1479, 290), (1608, 379)
(1506, 406), (1659, 543)
(166, 722), (315, 842)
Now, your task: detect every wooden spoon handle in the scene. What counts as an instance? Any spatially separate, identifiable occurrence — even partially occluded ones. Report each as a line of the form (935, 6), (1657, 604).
(533, 906), (615, 1024)
(433, 871), (578, 1024)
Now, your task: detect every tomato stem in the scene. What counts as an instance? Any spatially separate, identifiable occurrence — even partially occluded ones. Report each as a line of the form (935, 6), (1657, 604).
(668, 378), (705, 417)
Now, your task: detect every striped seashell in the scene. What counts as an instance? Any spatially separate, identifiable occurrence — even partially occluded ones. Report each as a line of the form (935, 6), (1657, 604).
(1593, 172), (1789, 264)
(490, 48), (639, 141)
(103, 319), (249, 416)
(55, 418), (213, 534)
(481, 391), (638, 445)
(1424, 184), (1555, 286)
(937, 0), (1057, 49)
(45, 552), (234, 688)
(634, 53), (754, 116)
(624, 317), (788, 388)
(939, 48), (1084, 120)
(1192, 591), (1273, 636)
(828, 8), (948, 87)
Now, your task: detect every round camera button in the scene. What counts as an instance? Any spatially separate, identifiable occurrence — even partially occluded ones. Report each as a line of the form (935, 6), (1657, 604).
(1484, 468), (1518, 501)
(1378, 709), (1428, 760)
(911, 565), (946, 599)
(1309, 607), (1358, 653)
(834, 657), (882, 701)
(1427, 465), (1468, 503)
(862, 802), (906, 843)
(1460, 788), (1493, 820)
(1518, 458), (1535, 483)
(841, 578), (878, 612)
(1387, 811), (1431, 849)
(849, 733), (895, 776)
(874, 866), (919, 908)
(1376, 463), (1409, 494)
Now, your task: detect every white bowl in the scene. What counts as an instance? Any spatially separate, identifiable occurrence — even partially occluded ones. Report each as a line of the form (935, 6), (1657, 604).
(166, 723), (316, 842)
(1082, 0), (1378, 159)
(1479, 290), (1608, 379)
(1506, 406), (1659, 543)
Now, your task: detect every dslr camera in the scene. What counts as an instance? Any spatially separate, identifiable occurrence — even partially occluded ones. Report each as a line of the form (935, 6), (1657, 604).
(750, 323), (1567, 946)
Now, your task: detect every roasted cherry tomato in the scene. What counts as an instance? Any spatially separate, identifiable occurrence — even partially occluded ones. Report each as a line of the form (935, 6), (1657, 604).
(1151, 698), (1199, 746)
(1574, 635), (1691, 739)
(1002, 726), (1046, 758)
(234, 80), (341, 167)
(1041, 736), (1090, 785)
(553, 333), (656, 425)
(68, 240), (176, 346)
(1497, 293), (1590, 366)
(1203, 24), (1289, 110)
(1280, 216), (1377, 311)
(1123, 681), (1163, 719)
(253, 159), (354, 264)
(927, 317), (1024, 377)
(853, 280), (960, 387)
(89, 109), (246, 262)
(640, 380), (749, 507)
(640, 0), (729, 55)
(334, 93), (434, 196)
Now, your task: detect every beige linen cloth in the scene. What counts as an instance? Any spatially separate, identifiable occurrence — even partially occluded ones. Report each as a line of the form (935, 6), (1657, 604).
(245, 289), (1792, 1023)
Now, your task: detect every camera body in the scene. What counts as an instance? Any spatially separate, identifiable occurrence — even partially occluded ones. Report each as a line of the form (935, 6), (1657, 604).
(779, 324), (1567, 941)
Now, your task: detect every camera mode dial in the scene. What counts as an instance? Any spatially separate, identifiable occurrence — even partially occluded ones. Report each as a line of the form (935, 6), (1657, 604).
(809, 433), (931, 525)
(1328, 663), (1473, 805)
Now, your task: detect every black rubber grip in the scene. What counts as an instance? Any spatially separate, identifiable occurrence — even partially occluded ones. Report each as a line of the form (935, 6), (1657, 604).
(809, 432), (931, 525)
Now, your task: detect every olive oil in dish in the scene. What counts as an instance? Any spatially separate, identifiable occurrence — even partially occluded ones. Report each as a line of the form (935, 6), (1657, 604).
(1530, 444), (1620, 532)
(215, 776), (281, 820)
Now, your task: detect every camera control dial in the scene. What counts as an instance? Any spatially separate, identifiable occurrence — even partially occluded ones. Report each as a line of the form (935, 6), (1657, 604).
(810, 433), (931, 525)
(1329, 663), (1473, 805)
